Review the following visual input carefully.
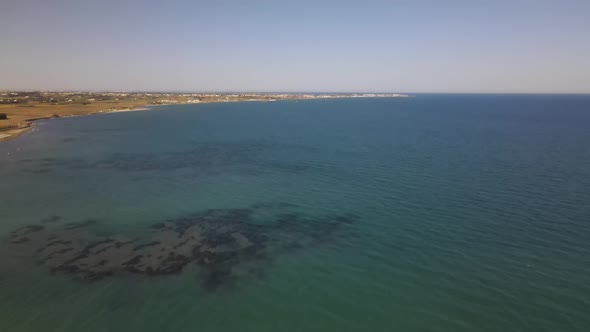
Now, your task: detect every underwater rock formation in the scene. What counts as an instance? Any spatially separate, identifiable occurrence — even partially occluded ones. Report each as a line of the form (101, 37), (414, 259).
(17, 141), (316, 176)
(5, 203), (356, 289)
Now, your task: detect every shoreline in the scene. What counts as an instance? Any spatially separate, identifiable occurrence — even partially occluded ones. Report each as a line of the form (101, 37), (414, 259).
(0, 105), (157, 142)
(0, 127), (32, 142)
(0, 94), (409, 142)
(0, 107), (151, 142)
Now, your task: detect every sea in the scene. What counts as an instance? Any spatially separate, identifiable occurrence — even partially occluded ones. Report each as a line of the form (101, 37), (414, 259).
(0, 94), (589, 331)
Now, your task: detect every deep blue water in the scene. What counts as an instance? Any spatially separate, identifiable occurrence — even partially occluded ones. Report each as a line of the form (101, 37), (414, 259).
(0, 94), (589, 331)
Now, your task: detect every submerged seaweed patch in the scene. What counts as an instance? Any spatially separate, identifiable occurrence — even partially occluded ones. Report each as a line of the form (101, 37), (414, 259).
(41, 215), (62, 223)
(5, 203), (355, 290)
(16, 141), (316, 176)
(64, 218), (98, 230)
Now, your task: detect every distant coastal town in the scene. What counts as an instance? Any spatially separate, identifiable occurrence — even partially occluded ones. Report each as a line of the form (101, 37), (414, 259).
(0, 91), (409, 141)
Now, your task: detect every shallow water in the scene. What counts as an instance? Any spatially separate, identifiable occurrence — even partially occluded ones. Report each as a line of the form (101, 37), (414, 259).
(1, 95), (589, 331)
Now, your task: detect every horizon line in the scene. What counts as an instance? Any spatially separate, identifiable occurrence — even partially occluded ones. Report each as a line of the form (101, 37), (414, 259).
(1, 89), (589, 95)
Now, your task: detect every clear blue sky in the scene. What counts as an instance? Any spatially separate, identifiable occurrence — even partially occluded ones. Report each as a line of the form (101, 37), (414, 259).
(2, 0), (589, 93)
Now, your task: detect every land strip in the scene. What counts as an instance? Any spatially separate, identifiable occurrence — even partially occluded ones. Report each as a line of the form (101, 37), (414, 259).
(0, 91), (408, 142)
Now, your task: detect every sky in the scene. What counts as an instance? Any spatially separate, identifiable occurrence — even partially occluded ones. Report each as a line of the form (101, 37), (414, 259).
(1, 0), (589, 93)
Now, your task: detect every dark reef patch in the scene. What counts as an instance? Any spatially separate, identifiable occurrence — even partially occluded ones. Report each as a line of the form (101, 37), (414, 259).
(64, 219), (98, 230)
(5, 202), (356, 290)
(134, 241), (161, 251)
(14, 225), (45, 234)
(41, 215), (62, 223)
(16, 141), (317, 177)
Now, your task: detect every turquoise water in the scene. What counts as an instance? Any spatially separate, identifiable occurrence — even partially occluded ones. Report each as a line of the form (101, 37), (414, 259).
(1, 95), (589, 331)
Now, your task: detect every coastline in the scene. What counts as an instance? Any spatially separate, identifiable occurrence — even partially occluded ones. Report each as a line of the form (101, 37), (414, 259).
(0, 106), (154, 142)
(0, 127), (32, 142)
(0, 93), (409, 142)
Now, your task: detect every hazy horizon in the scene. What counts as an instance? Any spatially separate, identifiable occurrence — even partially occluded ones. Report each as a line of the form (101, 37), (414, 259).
(2, 0), (590, 93)
(2, 89), (590, 95)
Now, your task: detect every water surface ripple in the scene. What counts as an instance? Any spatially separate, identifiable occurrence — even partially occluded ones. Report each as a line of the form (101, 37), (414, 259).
(1, 95), (589, 331)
